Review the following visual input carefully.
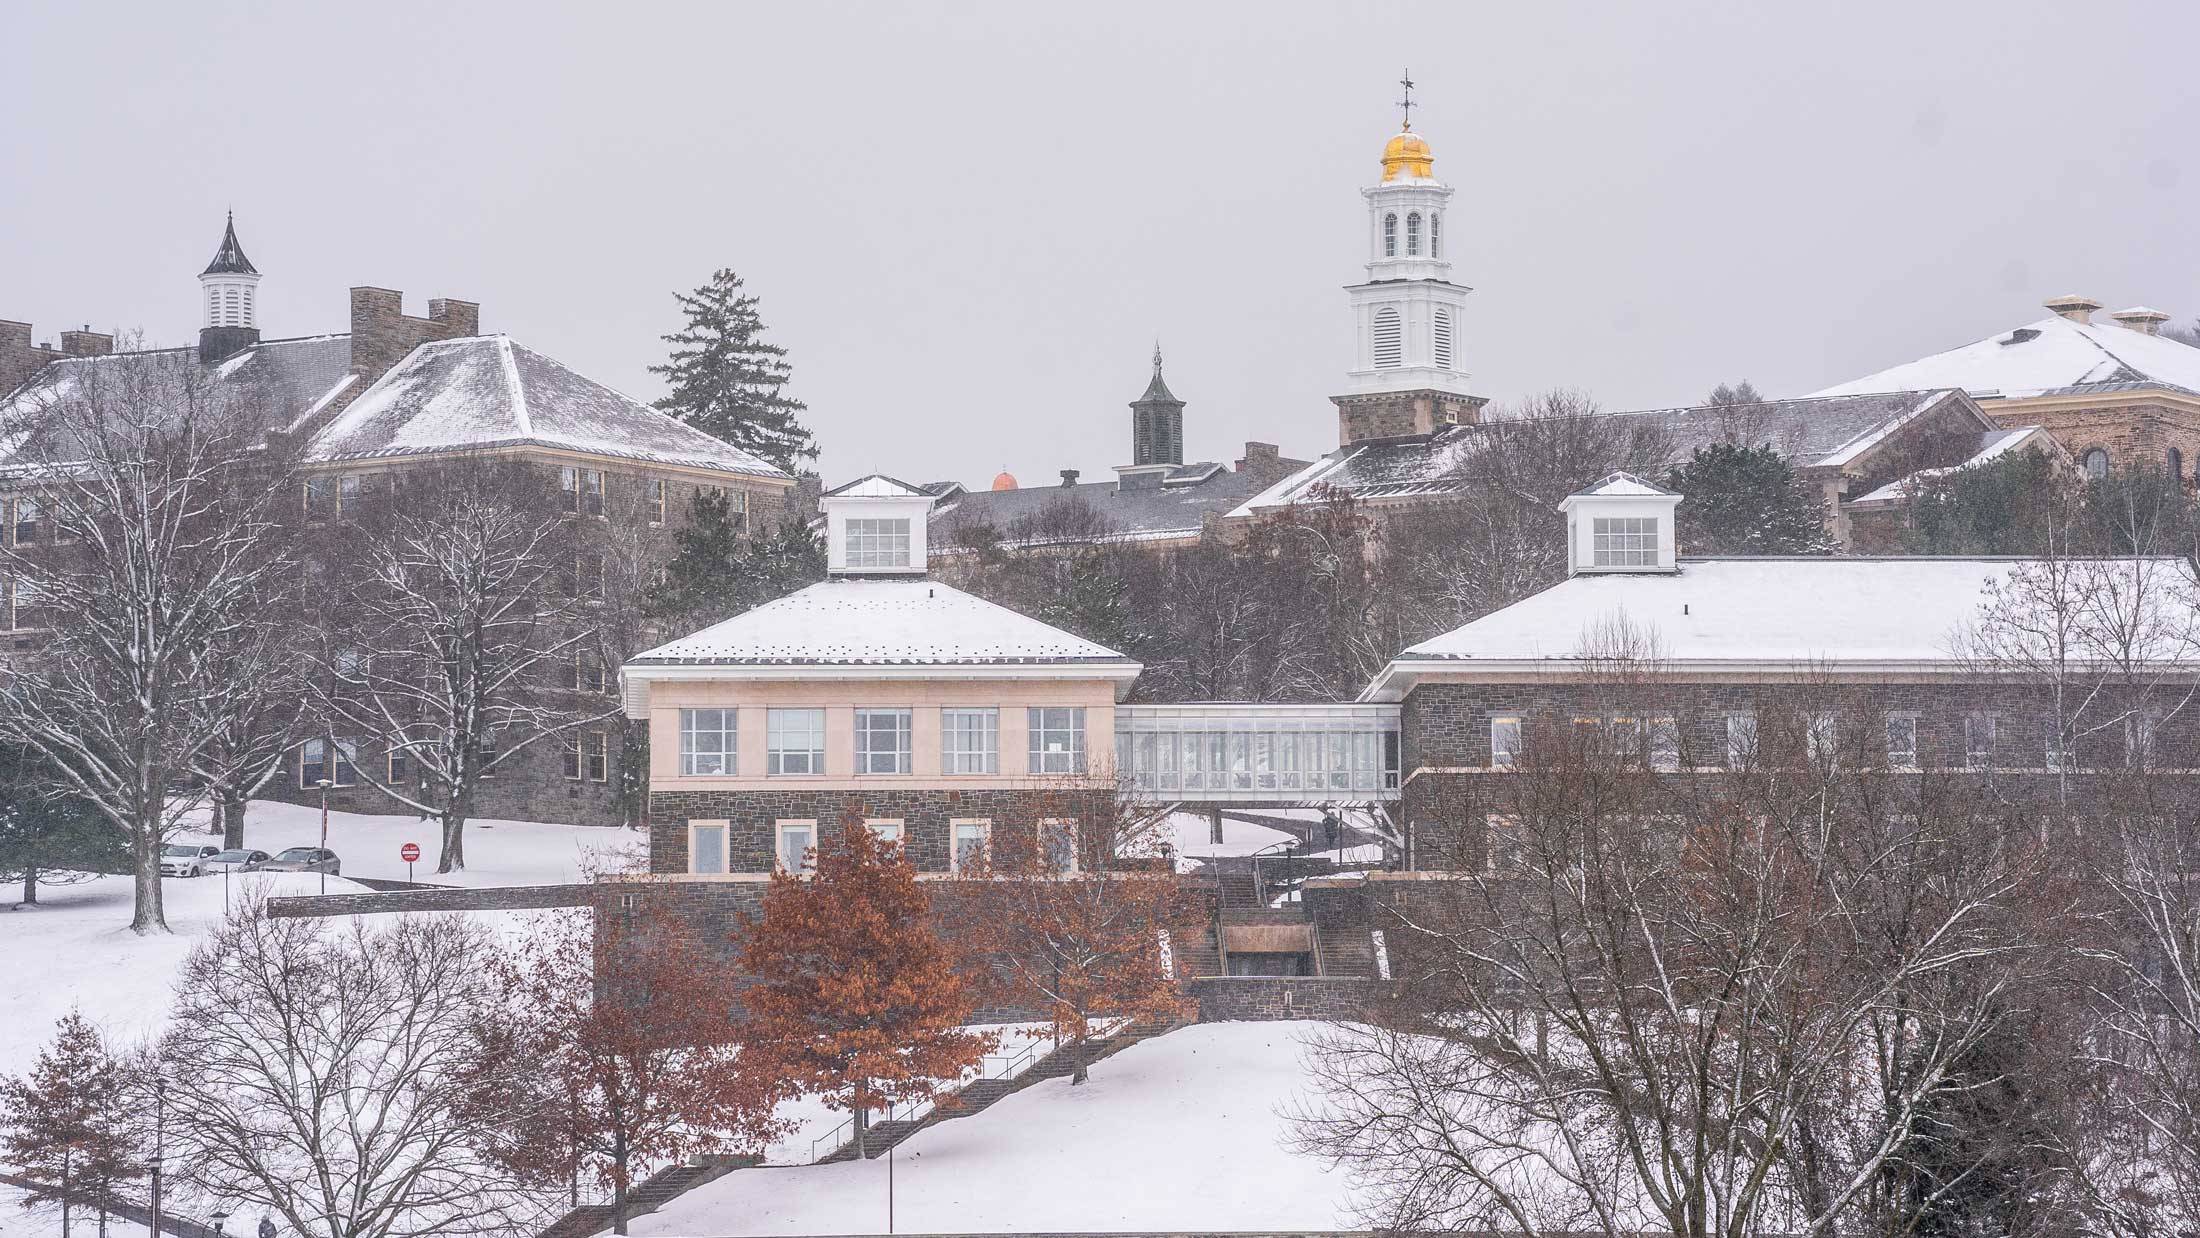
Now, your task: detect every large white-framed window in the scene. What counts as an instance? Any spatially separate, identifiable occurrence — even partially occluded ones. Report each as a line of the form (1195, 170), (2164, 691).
(1489, 716), (1522, 769)
(1039, 818), (1079, 875)
(1371, 307), (1403, 369)
(688, 820), (728, 875)
(854, 708), (912, 774)
(1591, 517), (1658, 567)
(844, 518), (911, 570)
(1885, 714), (1920, 770)
(775, 819), (818, 875)
(679, 707), (736, 776)
(951, 819), (991, 875)
(562, 731), (610, 782)
(942, 707), (1000, 775)
(1963, 713), (1996, 770)
(1726, 712), (1758, 770)
(1648, 716), (1681, 772)
(866, 818), (905, 847)
(767, 708), (827, 775)
(1029, 707), (1087, 775)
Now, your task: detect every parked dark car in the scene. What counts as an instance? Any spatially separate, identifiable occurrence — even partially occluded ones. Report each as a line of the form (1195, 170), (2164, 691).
(259, 847), (341, 876)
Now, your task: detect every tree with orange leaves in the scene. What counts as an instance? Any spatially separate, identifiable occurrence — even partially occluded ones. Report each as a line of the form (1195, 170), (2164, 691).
(737, 812), (992, 1159)
(471, 906), (784, 1236)
(962, 788), (1199, 1085)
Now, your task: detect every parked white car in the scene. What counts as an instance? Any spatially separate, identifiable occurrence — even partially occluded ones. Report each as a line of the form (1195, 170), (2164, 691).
(160, 844), (221, 877)
(202, 848), (271, 874)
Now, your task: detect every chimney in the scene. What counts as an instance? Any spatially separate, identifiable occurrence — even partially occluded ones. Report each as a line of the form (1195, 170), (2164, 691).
(350, 287), (482, 387)
(59, 328), (114, 358)
(1060, 469), (1080, 488)
(1237, 441), (1280, 473)
(0, 319), (65, 394)
(2110, 306), (2171, 337)
(2043, 295), (2103, 325)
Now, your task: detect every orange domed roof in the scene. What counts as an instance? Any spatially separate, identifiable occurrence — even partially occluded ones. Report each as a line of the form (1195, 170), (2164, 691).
(1381, 130), (1433, 181)
(991, 471), (1018, 491)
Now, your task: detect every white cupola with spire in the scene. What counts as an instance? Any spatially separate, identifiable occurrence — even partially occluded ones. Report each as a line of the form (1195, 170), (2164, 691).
(1558, 473), (1683, 576)
(823, 474), (935, 576)
(199, 211), (261, 330)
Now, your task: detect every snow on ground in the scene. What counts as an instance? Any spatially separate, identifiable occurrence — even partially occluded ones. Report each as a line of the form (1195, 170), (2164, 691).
(632, 1022), (1359, 1235)
(168, 798), (642, 888)
(0, 1182), (158, 1238)
(1166, 810), (1299, 862)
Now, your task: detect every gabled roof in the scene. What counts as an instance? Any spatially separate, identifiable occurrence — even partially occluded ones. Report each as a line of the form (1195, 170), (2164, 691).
(930, 462), (1283, 548)
(1849, 427), (2060, 508)
(826, 473), (930, 498)
(1363, 555), (2199, 698)
(200, 213), (258, 277)
(1569, 471), (1676, 499)
(622, 578), (1142, 698)
(1810, 313), (2200, 401)
(307, 336), (789, 480)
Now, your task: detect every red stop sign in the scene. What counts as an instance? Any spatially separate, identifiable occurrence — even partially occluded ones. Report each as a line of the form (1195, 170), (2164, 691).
(400, 843), (421, 863)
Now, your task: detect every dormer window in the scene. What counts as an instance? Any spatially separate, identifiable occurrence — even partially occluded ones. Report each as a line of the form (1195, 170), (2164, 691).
(1591, 517), (1659, 568)
(844, 517), (911, 570)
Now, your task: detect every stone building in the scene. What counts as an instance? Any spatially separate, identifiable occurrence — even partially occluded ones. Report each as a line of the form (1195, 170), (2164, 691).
(0, 215), (796, 827)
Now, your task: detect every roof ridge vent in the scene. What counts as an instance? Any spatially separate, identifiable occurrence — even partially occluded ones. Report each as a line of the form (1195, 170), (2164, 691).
(1999, 327), (2041, 346)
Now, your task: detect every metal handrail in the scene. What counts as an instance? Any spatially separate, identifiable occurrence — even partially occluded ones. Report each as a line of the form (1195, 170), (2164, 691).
(804, 1034), (1056, 1163)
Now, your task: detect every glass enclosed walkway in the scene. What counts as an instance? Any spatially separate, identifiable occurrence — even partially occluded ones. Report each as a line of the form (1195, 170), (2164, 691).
(1115, 703), (1402, 803)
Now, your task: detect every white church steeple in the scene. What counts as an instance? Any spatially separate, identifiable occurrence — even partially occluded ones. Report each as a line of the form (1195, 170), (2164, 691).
(199, 211), (261, 330)
(1333, 75), (1485, 445)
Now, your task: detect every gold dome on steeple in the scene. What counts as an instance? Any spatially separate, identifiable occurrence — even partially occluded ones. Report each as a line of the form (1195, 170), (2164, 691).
(1381, 130), (1433, 181)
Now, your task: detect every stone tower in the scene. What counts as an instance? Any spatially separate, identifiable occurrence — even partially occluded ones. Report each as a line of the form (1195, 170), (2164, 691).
(1332, 96), (1486, 445)
(1130, 343), (1185, 466)
(198, 212), (262, 362)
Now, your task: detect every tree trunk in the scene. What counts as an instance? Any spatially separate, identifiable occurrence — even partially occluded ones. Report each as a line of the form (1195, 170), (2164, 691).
(60, 1150), (71, 1238)
(852, 1085), (869, 1160)
(610, 1132), (629, 1237)
(437, 809), (466, 874)
(216, 793), (247, 850)
(1071, 1032), (1090, 1086)
(130, 829), (167, 934)
(22, 861), (38, 906)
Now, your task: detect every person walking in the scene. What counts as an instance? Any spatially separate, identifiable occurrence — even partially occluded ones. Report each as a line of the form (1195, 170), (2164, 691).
(258, 1218), (276, 1238)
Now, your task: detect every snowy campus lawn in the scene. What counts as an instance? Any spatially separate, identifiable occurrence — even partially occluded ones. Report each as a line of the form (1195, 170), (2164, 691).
(632, 1022), (1359, 1235)
(167, 798), (643, 888)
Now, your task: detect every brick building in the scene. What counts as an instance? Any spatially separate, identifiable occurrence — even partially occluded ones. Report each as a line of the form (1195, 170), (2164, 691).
(0, 216), (797, 827)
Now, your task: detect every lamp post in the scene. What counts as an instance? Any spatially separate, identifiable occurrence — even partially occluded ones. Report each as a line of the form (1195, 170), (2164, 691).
(212, 1209), (230, 1238)
(315, 778), (333, 895)
(150, 1088), (164, 1238)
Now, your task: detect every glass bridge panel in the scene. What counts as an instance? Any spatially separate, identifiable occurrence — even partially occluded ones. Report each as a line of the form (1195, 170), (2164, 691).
(1115, 703), (1401, 802)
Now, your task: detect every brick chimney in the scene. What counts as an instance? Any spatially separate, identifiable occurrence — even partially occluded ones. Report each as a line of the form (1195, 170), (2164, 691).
(0, 320), (64, 395)
(2043, 295), (2103, 325)
(60, 328), (114, 358)
(1059, 469), (1080, 487)
(349, 287), (482, 388)
(2110, 306), (2171, 337)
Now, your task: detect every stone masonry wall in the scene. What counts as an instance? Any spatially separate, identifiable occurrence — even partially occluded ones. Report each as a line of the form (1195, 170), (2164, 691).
(648, 786), (1121, 874)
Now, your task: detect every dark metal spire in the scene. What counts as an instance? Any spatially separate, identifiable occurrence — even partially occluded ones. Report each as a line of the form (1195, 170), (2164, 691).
(200, 211), (258, 277)
(1398, 69), (1415, 130)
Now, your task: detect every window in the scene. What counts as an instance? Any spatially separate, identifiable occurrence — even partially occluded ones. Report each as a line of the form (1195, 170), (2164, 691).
(689, 821), (728, 875)
(854, 708), (912, 774)
(567, 555), (606, 600)
(844, 518), (911, 570)
(1484, 814), (1523, 873)
(1372, 307), (1403, 369)
(728, 488), (750, 532)
(1886, 715), (1919, 769)
(578, 651), (608, 694)
(951, 819), (991, 874)
(1432, 308), (1454, 369)
(299, 738), (356, 788)
(776, 820), (818, 875)
(302, 477), (333, 522)
(649, 478), (668, 525)
(2126, 711), (2159, 769)
(475, 733), (501, 778)
(1809, 713), (1838, 765)
(1039, 819), (1079, 875)
(1029, 707), (1086, 774)
(8, 498), (41, 546)
(6, 577), (42, 631)
(1725, 713), (1758, 769)
(2082, 448), (2109, 479)
(387, 746), (410, 786)
(2171, 447), (2186, 481)
(338, 474), (361, 518)
(1405, 211), (1422, 255)
(2044, 722), (2072, 771)
(562, 732), (609, 782)
(1382, 213), (1397, 257)
(767, 708), (827, 775)
(679, 707), (736, 776)
(866, 819), (904, 846)
(1489, 716), (1522, 769)
(1591, 516), (1658, 567)
(1430, 211), (1441, 258)
(1963, 714), (1995, 769)
(1648, 716), (1680, 772)
(299, 738), (327, 788)
(561, 466), (605, 516)
(942, 707), (1000, 775)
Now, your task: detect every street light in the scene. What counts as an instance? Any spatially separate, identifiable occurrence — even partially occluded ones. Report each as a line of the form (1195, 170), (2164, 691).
(212, 1209), (231, 1238)
(315, 778), (333, 895)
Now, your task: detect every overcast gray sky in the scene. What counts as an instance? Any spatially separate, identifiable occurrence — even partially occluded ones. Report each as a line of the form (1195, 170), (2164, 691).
(4, 1), (2195, 484)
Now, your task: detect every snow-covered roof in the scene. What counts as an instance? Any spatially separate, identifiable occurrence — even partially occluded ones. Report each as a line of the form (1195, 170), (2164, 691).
(309, 336), (790, 480)
(1570, 471), (1675, 499)
(1849, 427), (2057, 508)
(826, 473), (930, 498)
(1362, 556), (2198, 698)
(1811, 313), (2200, 401)
(623, 578), (1141, 697)
(932, 462), (1286, 549)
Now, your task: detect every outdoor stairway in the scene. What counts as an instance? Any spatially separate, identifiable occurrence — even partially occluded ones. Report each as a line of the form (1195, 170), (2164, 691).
(1216, 870), (1263, 910)
(1315, 924), (1377, 978)
(536, 1156), (753, 1238)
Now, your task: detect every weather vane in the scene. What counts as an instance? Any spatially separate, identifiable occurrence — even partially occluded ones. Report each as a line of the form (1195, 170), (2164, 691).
(1398, 69), (1415, 131)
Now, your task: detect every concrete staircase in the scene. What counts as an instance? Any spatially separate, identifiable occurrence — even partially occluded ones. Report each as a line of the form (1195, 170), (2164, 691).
(1315, 924), (1377, 978)
(536, 1157), (755, 1238)
(1217, 870), (1263, 910)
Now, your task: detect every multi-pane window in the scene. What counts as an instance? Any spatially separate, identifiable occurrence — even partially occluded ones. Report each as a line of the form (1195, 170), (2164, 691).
(854, 708), (912, 774)
(475, 733), (501, 778)
(767, 708), (827, 775)
(302, 477), (334, 522)
(338, 474), (361, 517)
(942, 707), (1000, 775)
(299, 738), (358, 788)
(387, 746), (410, 786)
(1648, 717), (1681, 772)
(649, 478), (668, 525)
(951, 819), (991, 875)
(689, 821), (728, 875)
(299, 738), (327, 787)
(866, 819), (905, 846)
(562, 732), (609, 781)
(728, 488), (749, 532)
(6, 577), (42, 632)
(1405, 211), (1422, 255)
(776, 820), (817, 875)
(679, 707), (736, 776)
(2044, 722), (2072, 771)
(8, 497), (42, 546)
(1430, 211), (1441, 258)
(561, 466), (605, 517)
(1724, 713), (1758, 769)
(844, 518), (911, 570)
(1591, 517), (1658, 567)
(2126, 712), (2159, 769)
(1808, 713), (1838, 765)
(1382, 213), (1397, 257)
(1886, 715), (1919, 769)
(1039, 819), (1079, 875)
(1484, 814), (1523, 873)
(566, 555), (606, 600)
(1963, 714), (1996, 769)
(564, 650), (608, 694)
(1029, 707), (1086, 775)
(1489, 716), (1522, 769)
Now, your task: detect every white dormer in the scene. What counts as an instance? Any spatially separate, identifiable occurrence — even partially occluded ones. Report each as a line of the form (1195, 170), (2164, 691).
(1557, 473), (1682, 576)
(823, 474), (934, 576)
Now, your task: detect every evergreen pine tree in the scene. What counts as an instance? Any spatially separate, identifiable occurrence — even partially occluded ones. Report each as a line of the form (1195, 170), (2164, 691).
(0, 1012), (141, 1238)
(0, 747), (126, 907)
(651, 269), (817, 473)
(1667, 443), (1834, 555)
(642, 492), (826, 632)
